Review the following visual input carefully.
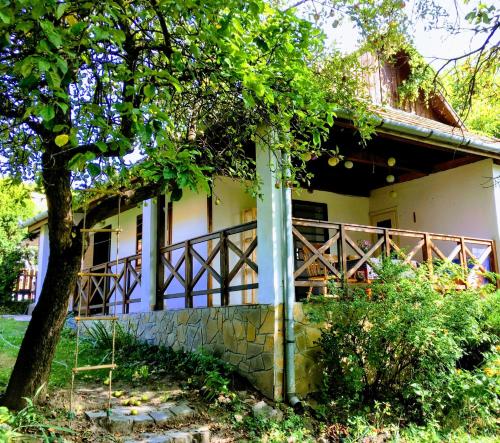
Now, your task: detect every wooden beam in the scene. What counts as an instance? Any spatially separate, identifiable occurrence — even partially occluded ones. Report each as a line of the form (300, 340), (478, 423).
(155, 194), (166, 310)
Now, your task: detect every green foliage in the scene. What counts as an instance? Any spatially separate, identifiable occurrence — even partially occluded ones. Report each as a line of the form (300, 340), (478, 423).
(0, 387), (74, 442)
(309, 260), (499, 433)
(83, 320), (237, 404)
(443, 57), (499, 138)
(0, 180), (35, 306)
(0, 0), (348, 196)
(237, 409), (314, 442)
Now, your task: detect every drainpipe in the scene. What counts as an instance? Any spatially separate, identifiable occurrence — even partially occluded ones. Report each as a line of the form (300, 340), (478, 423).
(281, 158), (302, 410)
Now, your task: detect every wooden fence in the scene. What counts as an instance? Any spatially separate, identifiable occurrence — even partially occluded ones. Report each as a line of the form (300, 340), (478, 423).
(292, 217), (498, 291)
(13, 268), (37, 301)
(73, 253), (142, 315)
(158, 221), (258, 307)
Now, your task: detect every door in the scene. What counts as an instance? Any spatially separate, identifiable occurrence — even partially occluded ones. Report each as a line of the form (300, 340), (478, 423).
(91, 226), (111, 312)
(370, 208), (398, 254)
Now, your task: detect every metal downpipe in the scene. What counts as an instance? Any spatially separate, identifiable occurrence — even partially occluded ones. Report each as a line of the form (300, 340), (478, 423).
(281, 175), (302, 410)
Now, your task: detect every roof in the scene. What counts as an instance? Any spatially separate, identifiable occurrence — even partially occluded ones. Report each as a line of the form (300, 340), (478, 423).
(372, 107), (500, 158)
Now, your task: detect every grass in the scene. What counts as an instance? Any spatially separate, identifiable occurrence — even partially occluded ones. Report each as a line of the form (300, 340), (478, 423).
(0, 318), (109, 391)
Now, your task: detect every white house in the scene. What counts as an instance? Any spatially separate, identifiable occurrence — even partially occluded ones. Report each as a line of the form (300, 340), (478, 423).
(25, 55), (500, 401)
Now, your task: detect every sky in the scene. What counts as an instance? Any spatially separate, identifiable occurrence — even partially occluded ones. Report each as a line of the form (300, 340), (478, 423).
(294, 0), (489, 67)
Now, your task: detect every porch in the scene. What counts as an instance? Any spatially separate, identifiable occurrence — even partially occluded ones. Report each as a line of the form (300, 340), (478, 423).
(72, 217), (497, 315)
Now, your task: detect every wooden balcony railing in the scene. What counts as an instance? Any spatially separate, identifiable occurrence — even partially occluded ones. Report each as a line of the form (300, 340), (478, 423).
(292, 218), (498, 294)
(73, 253), (142, 315)
(158, 221), (258, 307)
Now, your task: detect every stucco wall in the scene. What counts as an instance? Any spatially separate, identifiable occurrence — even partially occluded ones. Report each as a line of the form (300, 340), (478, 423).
(370, 159), (496, 239)
(293, 189), (370, 225)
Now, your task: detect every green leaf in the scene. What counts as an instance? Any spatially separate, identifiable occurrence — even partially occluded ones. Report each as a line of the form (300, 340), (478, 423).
(39, 105), (55, 122)
(40, 21), (63, 48)
(55, 3), (67, 19)
(54, 134), (69, 147)
(144, 84), (156, 98)
(87, 163), (101, 177)
(327, 113), (334, 127)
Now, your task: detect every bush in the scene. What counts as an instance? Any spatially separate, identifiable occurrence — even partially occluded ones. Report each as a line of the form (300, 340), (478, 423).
(309, 259), (499, 432)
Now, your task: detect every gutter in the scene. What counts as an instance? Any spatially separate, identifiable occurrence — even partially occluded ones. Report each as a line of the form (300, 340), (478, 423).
(375, 116), (500, 159)
(19, 210), (48, 229)
(281, 155), (302, 411)
(336, 109), (500, 159)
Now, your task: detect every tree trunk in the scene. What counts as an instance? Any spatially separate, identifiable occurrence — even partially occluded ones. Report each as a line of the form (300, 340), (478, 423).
(1, 152), (81, 410)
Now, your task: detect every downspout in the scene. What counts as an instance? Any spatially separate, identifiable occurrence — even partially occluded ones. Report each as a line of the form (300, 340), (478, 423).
(281, 158), (302, 410)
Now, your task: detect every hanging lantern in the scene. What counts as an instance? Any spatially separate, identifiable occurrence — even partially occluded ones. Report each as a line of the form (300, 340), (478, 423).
(387, 157), (396, 167)
(344, 160), (354, 169)
(389, 190), (398, 198)
(302, 152), (312, 162)
(215, 196), (221, 205)
(386, 174), (395, 183)
(328, 157), (340, 167)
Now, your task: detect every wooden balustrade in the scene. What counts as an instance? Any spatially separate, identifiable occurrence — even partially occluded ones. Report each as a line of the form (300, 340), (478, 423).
(73, 253), (142, 315)
(14, 268), (37, 301)
(158, 221), (258, 307)
(292, 217), (498, 292)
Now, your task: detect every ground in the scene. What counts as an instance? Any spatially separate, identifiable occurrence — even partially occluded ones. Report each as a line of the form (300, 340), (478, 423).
(0, 317), (309, 442)
(1, 316), (498, 443)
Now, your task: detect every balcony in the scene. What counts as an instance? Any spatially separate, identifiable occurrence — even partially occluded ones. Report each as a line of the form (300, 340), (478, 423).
(73, 219), (497, 313)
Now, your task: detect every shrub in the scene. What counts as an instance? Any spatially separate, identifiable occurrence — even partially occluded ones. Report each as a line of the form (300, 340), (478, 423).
(309, 259), (499, 432)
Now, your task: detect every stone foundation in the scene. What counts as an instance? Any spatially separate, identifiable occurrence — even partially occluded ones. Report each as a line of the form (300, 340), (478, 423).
(83, 303), (323, 400)
(103, 305), (283, 400)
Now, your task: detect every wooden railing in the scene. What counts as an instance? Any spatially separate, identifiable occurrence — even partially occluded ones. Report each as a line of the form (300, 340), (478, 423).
(158, 221), (258, 307)
(292, 218), (498, 292)
(13, 268), (37, 301)
(73, 253), (142, 315)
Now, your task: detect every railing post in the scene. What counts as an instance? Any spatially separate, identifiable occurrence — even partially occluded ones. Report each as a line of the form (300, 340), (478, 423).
(220, 231), (229, 306)
(123, 258), (129, 314)
(384, 229), (391, 258)
(423, 233), (433, 275)
(339, 224), (348, 289)
(184, 240), (193, 308)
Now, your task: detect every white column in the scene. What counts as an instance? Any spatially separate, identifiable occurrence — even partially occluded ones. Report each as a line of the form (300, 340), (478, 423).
(135, 198), (157, 312)
(255, 133), (286, 305)
(34, 223), (50, 304)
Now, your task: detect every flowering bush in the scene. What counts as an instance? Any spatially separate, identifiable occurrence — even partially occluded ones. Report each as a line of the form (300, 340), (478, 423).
(308, 260), (499, 432)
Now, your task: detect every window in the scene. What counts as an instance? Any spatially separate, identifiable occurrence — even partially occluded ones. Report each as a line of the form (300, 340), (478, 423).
(292, 200), (328, 243)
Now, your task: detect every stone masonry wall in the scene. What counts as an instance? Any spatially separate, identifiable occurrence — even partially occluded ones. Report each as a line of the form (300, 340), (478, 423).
(102, 305), (283, 400)
(83, 303), (324, 399)
(293, 303), (323, 395)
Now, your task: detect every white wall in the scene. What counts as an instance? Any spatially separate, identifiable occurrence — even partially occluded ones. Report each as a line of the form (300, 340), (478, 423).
(370, 159), (496, 239)
(292, 189), (370, 225)
(370, 159), (498, 261)
(212, 177), (257, 230)
(34, 224), (50, 303)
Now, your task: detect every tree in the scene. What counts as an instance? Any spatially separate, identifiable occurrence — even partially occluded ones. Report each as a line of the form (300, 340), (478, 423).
(289, 0), (499, 117)
(0, 180), (35, 306)
(443, 55), (499, 138)
(0, 0), (352, 408)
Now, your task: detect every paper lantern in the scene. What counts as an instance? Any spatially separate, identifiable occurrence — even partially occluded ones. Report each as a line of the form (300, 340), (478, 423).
(328, 157), (340, 167)
(387, 157), (396, 167)
(344, 160), (354, 169)
(390, 190), (398, 198)
(386, 174), (395, 183)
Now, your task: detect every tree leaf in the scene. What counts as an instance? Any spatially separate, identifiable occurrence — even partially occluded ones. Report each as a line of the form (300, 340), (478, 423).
(39, 105), (55, 122)
(54, 134), (69, 147)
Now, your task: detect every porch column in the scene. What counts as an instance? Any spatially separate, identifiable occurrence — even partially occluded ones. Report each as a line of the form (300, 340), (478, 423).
(34, 223), (50, 305)
(137, 198), (157, 313)
(255, 142), (286, 306)
(255, 129), (294, 402)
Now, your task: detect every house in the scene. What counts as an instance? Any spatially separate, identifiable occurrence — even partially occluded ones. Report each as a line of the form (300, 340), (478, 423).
(25, 53), (500, 401)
